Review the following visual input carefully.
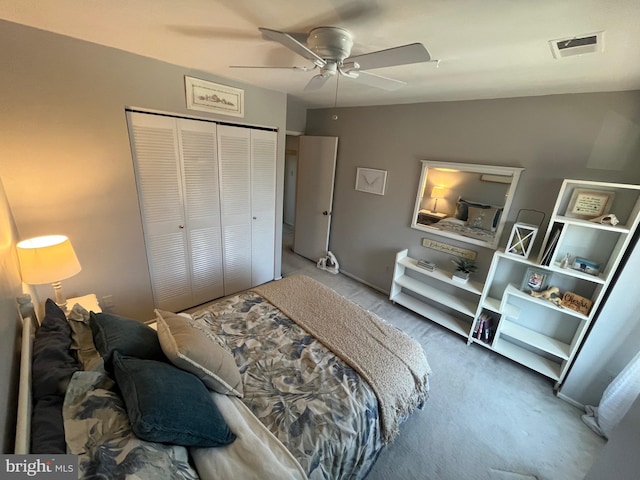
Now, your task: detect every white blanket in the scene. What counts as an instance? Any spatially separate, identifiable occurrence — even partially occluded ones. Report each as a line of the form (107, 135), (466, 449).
(191, 391), (308, 480)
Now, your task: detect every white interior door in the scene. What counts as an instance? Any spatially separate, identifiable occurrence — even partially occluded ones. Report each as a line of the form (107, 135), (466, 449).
(293, 136), (338, 262)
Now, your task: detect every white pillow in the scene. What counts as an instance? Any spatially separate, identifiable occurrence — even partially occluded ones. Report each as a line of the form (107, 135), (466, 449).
(155, 309), (243, 397)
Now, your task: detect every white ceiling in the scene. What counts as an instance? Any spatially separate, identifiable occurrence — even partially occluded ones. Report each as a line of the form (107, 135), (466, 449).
(2, 0), (639, 108)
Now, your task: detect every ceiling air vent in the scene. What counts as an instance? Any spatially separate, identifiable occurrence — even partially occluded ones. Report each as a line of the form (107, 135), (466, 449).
(549, 32), (604, 59)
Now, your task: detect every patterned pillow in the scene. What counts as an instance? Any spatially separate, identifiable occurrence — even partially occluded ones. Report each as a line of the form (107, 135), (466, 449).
(155, 309), (243, 397)
(467, 205), (501, 231)
(455, 197), (503, 231)
(112, 352), (236, 447)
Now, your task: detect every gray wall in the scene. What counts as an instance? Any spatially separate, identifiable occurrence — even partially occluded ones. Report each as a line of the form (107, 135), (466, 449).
(0, 20), (287, 320)
(286, 97), (307, 133)
(0, 179), (23, 453)
(305, 92), (640, 291)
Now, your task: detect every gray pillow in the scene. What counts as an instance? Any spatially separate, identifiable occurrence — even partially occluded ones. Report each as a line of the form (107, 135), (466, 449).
(155, 309), (243, 397)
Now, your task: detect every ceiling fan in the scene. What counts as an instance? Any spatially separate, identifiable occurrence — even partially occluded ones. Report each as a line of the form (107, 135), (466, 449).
(231, 26), (432, 91)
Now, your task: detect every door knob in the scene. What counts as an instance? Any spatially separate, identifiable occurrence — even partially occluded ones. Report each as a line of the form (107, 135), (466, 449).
(322, 211), (329, 216)
(178, 225), (184, 229)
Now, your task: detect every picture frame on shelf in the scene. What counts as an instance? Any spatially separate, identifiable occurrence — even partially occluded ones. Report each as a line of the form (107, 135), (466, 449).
(564, 189), (615, 220)
(521, 268), (550, 293)
(355, 167), (387, 195)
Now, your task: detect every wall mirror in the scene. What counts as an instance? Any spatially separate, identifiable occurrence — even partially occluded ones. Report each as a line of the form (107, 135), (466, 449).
(411, 161), (524, 249)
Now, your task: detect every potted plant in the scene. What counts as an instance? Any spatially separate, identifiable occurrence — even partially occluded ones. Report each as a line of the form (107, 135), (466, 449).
(451, 257), (477, 283)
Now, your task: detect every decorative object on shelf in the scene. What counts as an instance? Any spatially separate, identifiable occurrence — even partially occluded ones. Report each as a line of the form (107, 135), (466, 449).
(561, 291), (593, 315)
(430, 186), (446, 212)
(530, 286), (563, 306)
(422, 238), (477, 260)
(565, 189), (615, 220)
(417, 259), (436, 271)
(590, 213), (620, 226)
(451, 257), (477, 283)
(560, 253), (571, 268)
(521, 267), (550, 293)
(505, 209), (545, 260)
(16, 235), (82, 311)
(572, 257), (600, 276)
(355, 167), (387, 195)
(185, 76), (244, 117)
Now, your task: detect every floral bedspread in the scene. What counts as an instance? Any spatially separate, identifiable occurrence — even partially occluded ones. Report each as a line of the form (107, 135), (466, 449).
(190, 291), (383, 480)
(63, 370), (199, 480)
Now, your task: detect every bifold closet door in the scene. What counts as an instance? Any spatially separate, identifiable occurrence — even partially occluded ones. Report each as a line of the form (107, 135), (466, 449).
(250, 129), (277, 286)
(218, 125), (253, 294)
(128, 112), (223, 312)
(176, 118), (224, 306)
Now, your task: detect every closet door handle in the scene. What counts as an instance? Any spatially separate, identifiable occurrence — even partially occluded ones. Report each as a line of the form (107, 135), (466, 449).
(178, 225), (184, 229)
(253, 216), (257, 220)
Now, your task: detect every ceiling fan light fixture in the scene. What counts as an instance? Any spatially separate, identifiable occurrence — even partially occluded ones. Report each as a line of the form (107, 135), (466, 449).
(307, 27), (354, 61)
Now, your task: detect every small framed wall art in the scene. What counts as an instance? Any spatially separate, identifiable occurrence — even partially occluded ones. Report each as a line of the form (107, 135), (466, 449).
(185, 76), (244, 117)
(355, 167), (387, 195)
(564, 189), (615, 220)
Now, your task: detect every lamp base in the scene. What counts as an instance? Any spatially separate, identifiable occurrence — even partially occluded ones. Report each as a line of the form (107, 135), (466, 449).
(52, 281), (68, 312)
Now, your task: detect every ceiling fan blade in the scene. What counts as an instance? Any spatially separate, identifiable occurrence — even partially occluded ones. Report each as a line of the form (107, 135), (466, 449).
(350, 71), (406, 91)
(230, 65), (313, 72)
(304, 75), (332, 91)
(346, 43), (431, 71)
(259, 27), (326, 66)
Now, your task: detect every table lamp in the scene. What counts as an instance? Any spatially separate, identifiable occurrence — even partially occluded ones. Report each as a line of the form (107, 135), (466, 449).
(430, 186), (446, 212)
(17, 235), (82, 311)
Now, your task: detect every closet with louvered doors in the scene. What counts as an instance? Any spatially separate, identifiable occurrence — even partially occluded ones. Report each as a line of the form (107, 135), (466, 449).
(127, 111), (276, 312)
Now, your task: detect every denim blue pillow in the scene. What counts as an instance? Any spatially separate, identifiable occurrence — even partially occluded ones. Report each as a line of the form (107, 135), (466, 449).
(113, 352), (236, 447)
(90, 312), (166, 370)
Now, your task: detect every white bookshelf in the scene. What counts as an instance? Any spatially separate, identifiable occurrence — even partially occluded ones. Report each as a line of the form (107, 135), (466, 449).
(391, 179), (640, 388)
(480, 179), (640, 386)
(390, 249), (482, 338)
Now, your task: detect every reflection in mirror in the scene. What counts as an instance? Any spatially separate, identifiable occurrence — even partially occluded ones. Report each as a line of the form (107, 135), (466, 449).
(411, 161), (524, 249)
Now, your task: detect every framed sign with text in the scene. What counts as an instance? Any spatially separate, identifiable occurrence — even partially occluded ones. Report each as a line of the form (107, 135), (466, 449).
(421, 238), (477, 260)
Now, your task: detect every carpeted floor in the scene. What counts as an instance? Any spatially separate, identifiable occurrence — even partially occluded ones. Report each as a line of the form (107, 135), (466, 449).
(281, 224), (605, 480)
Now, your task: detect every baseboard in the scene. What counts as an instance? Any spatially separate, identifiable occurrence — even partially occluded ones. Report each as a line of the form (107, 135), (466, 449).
(339, 269), (390, 296)
(556, 391), (585, 410)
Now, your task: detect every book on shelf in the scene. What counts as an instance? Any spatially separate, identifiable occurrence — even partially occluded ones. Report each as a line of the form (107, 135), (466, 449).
(541, 223), (563, 266)
(474, 311), (496, 344)
(417, 259), (436, 271)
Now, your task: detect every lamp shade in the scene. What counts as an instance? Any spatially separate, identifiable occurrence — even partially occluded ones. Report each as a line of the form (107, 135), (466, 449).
(430, 186), (446, 199)
(17, 235), (81, 285)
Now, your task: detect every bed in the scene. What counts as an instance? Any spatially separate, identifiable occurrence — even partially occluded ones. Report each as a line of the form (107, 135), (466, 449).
(17, 274), (431, 480)
(419, 197), (505, 244)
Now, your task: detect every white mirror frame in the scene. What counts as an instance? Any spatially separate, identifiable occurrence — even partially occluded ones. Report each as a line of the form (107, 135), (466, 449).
(411, 161), (524, 249)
